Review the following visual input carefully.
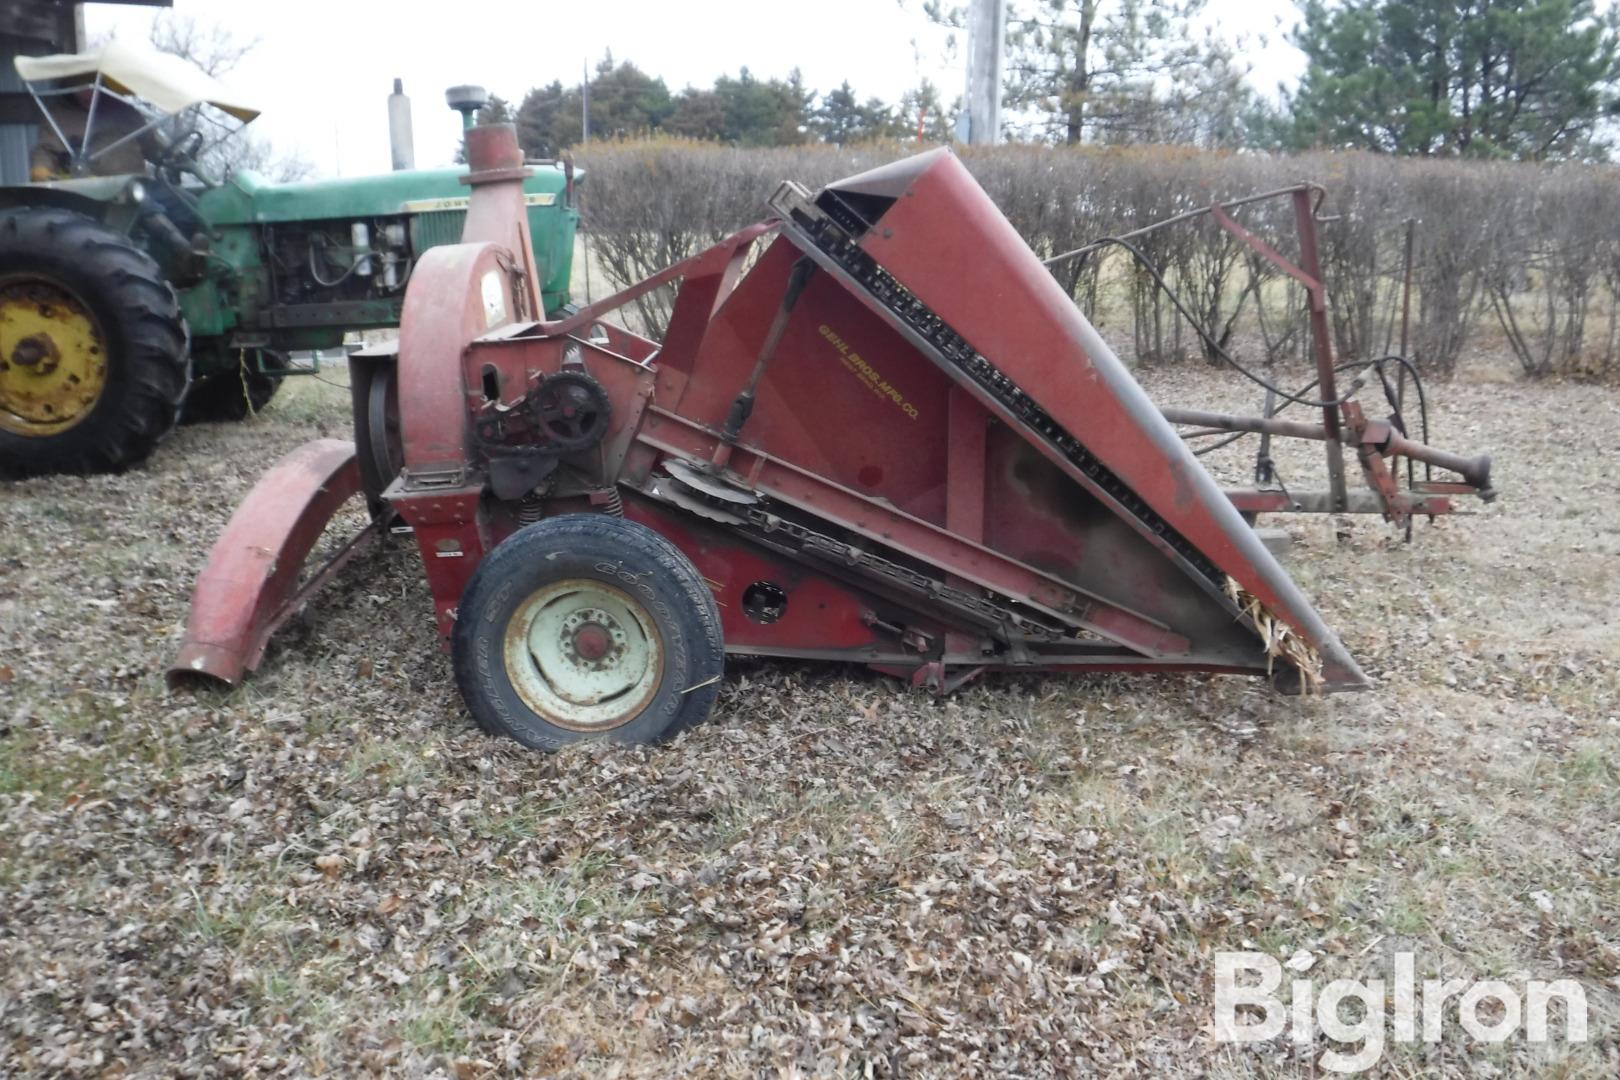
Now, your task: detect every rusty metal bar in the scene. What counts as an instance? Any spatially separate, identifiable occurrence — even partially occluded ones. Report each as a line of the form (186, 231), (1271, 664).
(1386, 432), (1493, 496)
(1172, 404), (1496, 501)
(1224, 489), (1454, 515)
(1291, 188), (1348, 513)
(1042, 183), (1327, 268)
(1399, 218), (1416, 359)
(1163, 406), (1334, 443)
(713, 255), (816, 468)
(1163, 406), (1492, 495)
(1211, 203), (1321, 295)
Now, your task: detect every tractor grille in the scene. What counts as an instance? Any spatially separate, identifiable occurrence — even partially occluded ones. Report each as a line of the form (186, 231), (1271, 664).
(410, 210), (468, 253)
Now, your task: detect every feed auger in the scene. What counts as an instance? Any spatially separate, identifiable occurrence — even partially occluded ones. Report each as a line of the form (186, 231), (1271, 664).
(169, 124), (1496, 750)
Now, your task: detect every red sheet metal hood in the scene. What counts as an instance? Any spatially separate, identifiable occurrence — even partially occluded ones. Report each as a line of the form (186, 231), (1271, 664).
(824, 149), (1367, 690)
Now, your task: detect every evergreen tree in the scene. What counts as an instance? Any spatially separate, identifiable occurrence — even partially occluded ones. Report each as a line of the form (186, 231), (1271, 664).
(513, 56), (673, 154)
(713, 68), (778, 145)
(899, 79), (959, 142)
(476, 95), (513, 125)
(862, 96), (903, 139)
(514, 80), (571, 157)
(1284, 0), (1620, 160)
(926, 0), (1253, 145)
(813, 81), (897, 144)
(666, 88), (727, 140)
(775, 69), (817, 145)
(511, 61), (901, 149)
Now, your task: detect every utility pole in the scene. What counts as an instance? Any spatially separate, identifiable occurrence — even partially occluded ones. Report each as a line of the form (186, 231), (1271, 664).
(956, 0), (1005, 145)
(581, 60), (590, 143)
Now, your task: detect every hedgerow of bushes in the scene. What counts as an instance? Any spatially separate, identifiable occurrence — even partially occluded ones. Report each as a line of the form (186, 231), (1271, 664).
(575, 137), (1620, 378)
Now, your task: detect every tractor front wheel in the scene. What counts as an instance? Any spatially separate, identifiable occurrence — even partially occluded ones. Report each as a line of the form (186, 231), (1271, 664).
(452, 513), (725, 751)
(0, 207), (189, 478)
(182, 349), (285, 423)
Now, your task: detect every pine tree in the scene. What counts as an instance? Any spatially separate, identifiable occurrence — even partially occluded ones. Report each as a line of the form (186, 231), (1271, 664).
(899, 79), (959, 142)
(514, 81), (571, 157)
(927, 0), (1253, 145)
(1284, 0), (1620, 160)
(775, 69), (817, 145)
(666, 88), (727, 140)
(513, 56), (673, 154)
(476, 95), (513, 125)
(814, 82), (862, 144)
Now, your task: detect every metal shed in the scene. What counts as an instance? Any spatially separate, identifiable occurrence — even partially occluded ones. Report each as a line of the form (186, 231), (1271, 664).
(0, 1), (172, 184)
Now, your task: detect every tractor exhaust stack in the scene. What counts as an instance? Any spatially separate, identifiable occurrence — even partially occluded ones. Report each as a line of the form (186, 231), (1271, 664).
(387, 77), (415, 171)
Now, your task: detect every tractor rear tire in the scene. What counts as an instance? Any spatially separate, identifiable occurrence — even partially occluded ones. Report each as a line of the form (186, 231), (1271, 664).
(452, 513), (725, 751)
(0, 207), (189, 478)
(183, 350), (285, 422)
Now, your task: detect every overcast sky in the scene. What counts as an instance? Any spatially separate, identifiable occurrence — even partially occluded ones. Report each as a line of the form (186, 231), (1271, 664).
(83, 0), (1307, 178)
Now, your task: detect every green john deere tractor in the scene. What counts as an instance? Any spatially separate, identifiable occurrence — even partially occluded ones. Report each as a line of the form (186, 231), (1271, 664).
(0, 42), (578, 479)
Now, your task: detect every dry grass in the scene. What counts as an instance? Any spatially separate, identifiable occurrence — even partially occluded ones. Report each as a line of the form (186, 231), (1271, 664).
(1, 363), (1617, 1077)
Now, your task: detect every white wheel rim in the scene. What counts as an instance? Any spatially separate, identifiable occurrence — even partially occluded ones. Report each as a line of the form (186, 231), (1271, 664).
(502, 578), (663, 732)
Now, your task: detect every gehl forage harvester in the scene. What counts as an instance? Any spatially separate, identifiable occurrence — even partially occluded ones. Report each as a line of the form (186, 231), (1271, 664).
(170, 123), (1496, 750)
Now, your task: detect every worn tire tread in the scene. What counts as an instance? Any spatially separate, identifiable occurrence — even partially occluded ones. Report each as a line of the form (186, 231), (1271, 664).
(0, 206), (188, 478)
(451, 513), (725, 751)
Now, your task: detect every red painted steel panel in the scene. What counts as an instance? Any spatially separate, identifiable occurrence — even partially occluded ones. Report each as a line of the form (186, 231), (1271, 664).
(663, 239), (954, 524)
(169, 439), (361, 685)
(624, 496), (944, 660)
(846, 150), (1366, 688)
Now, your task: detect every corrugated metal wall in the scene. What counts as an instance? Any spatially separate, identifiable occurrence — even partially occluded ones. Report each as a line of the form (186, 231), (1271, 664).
(1, 35), (50, 185)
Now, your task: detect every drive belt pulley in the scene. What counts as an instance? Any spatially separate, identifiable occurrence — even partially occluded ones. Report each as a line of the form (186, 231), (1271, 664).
(532, 370), (612, 452)
(472, 370), (614, 500)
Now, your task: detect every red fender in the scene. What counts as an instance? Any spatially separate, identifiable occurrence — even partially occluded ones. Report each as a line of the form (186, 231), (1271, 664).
(168, 439), (369, 686)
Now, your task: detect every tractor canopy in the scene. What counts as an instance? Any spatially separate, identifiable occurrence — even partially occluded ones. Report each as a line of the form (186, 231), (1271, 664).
(14, 41), (258, 181)
(14, 41), (260, 121)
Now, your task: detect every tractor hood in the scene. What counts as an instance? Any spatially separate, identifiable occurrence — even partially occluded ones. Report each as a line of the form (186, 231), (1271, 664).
(196, 164), (577, 225)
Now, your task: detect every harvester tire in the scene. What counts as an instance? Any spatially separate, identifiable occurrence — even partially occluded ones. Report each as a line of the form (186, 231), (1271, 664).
(182, 350), (284, 422)
(0, 206), (189, 478)
(453, 513), (725, 751)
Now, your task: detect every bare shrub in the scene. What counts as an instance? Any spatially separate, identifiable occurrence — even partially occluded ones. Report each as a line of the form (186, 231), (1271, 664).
(575, 139), (1620, 378)
(1486, 166), (1620, 377)
(579, 139), (905, 330)
(1302, 152), (1402, 362)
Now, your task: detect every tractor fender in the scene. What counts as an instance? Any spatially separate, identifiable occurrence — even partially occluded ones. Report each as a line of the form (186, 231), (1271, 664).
(0, 174), (143, 218)
(0, 185), (109, 219)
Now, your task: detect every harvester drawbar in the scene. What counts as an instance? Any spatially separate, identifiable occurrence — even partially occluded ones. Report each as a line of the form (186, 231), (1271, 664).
(169, 124), (1496, 750)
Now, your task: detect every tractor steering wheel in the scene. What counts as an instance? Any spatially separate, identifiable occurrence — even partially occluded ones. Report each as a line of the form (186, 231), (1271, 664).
(154, 130), (205, 183)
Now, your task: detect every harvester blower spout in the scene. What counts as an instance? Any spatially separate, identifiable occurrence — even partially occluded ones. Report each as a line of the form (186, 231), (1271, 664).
(172, 136), (1502, 748)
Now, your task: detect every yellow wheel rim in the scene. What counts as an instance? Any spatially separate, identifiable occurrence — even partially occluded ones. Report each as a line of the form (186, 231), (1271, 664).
(0, 275), (108, 437)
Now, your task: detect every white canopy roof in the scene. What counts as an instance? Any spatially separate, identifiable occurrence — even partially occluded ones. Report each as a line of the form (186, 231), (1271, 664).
(14, 41), (260, 123)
